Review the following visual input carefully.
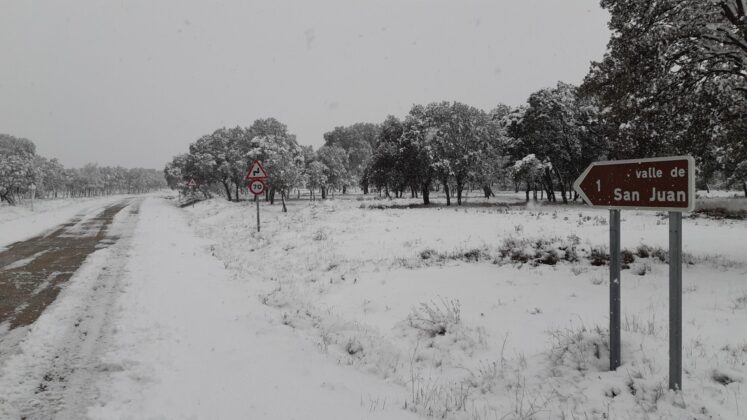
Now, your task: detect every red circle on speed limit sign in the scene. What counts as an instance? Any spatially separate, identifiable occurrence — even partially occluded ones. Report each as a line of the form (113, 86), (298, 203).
(249, 179), (266, 196)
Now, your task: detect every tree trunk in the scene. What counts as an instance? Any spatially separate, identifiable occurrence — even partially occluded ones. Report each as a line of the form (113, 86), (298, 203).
(525, 183), (530, 202)
(281, 190), (287, 212)
(443, 178), (451, 206)
(482, 185), (492, 198)
(456, 179), (463, 205)
(421, 182), (430, 205)
(743, 180), (747, 198)
(235, 184), (240, 202)
(321, 186), (327, 199)
(222, 181), (232, 201)
(0, 192), (14, 205)
(270, 188), (276, 204)
(363, 183), (369, 195)
(342, 185), (347, 194)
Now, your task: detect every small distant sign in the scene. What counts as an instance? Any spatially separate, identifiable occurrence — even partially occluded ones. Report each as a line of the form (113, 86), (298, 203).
(187, 179), (197, 188)
(246, 160), (269, 180)
(573, 156), (695, 212)
(249, 179), (266, 196)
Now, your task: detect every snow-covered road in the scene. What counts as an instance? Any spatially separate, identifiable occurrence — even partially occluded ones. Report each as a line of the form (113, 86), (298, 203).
(0, 198), (142, 419)
(0, 197), (416, 419)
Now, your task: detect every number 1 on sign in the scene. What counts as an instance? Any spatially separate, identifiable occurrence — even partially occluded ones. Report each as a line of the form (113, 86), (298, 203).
(596, 179), (601, 192)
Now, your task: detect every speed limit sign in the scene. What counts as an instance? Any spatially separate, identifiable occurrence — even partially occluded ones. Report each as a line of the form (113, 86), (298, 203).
(249, 179), (266, 196)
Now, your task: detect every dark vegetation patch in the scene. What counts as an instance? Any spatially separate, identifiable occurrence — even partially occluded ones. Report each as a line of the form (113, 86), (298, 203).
(492, 236), (694, 268)
(362, 201), (519, 210)
(694, 207), (747, 220)
(418, 247), (491, 264)
(711, 369), (742, 386)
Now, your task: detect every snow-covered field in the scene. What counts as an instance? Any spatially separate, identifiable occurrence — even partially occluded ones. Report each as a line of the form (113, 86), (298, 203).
(182, 193), (747, 419)
(1, 193), (745, 419)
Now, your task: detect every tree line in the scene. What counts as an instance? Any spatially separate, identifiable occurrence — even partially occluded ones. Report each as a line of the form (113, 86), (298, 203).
(164, 118), (361, 211)
(0, 134), (167, 205)
(166, 0), (747, 204)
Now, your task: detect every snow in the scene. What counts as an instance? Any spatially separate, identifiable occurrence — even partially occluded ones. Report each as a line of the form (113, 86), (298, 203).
(88, 197), (417, 420)
(2, 192), (745, 419)
(181, 194), (747, 419)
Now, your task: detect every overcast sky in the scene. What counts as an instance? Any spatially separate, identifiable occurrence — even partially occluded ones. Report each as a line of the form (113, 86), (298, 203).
(0, 0), (609, 169)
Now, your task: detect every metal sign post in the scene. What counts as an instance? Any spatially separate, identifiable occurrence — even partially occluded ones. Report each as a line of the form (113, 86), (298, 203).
(256, 197), (261, 232)
(246, 160), (269, 233)
(574, 155), (694, 390)
(609, 209), (621, 371)
(669, 211), (682, 390)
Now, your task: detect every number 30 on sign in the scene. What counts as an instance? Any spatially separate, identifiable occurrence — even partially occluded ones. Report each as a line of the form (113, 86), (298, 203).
(249, 179), (266, 196)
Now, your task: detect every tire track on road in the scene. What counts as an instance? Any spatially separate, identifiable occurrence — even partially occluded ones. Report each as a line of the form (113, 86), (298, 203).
(0, 201), (131, 330)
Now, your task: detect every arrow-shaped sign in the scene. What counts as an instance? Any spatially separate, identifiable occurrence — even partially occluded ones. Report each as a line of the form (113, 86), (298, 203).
(573, 155), (695, 212)
(245, 160), (269, 180)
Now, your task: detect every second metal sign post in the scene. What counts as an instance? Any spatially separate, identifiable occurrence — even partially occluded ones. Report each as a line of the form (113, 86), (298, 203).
(574, 155), (694, 391)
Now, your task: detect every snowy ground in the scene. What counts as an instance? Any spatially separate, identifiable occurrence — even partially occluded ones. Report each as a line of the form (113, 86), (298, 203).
(1, 193), (745, 419)
(0, 196), (419, 420)
(182, 192), (747, 419)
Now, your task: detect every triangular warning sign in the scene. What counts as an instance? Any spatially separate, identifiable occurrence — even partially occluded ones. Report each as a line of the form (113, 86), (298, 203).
(245, 160), (269, 180)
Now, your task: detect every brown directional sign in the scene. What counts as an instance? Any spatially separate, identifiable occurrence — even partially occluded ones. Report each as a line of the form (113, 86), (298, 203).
(573, 156), (695, 212)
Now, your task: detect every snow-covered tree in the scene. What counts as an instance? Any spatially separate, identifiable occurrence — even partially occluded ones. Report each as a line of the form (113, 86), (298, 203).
(0, 134), (36, 204)
(316, 145), (349, 199)
(508, 82), (606, 203)
(246, 134), (305, 211)
(305, 161), (328, 201)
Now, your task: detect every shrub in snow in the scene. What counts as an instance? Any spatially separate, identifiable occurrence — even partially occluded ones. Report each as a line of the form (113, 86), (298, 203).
(408, 299), (461, 338)
(548, 325), (609, 374)
(711, 368), (742, 386)
(621, 249), (635, 266)
(496, 235), (581, 266)
(636, 244), (667, 262)
(419, 248), (438, 261)
(345, 338), (364, 356)
(731, 291), (747, 310)
(589, 246), (608, 266)
(630, 262), (652, 276)
(312, 229), (328, 241)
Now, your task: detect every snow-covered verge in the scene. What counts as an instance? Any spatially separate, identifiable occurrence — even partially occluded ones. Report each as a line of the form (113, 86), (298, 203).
(0, 197), (132, 249)
(183, 195), (747, 419)
(87, 197), (418, 420)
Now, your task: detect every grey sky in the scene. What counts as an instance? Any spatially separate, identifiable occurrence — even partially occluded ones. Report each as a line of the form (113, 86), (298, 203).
(0, 0), (609, 169)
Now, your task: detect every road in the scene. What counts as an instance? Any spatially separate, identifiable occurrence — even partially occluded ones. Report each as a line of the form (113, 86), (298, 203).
(0, 198), (140, 419)
(0, 201), (135, 329)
